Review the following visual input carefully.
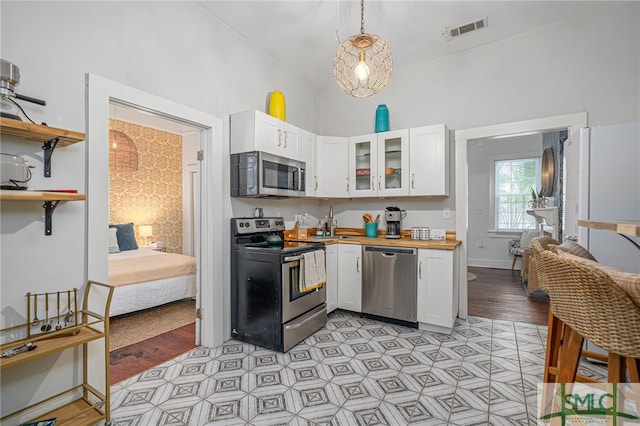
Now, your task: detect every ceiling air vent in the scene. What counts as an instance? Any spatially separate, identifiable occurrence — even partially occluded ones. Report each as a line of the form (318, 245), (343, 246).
(442, 16), (488, 41)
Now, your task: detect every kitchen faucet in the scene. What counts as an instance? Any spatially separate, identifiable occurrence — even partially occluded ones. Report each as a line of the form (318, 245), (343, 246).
(327, 205), (336, 236)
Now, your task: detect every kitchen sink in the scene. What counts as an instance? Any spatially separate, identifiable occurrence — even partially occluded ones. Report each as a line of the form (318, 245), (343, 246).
(313, 235), (351, 239)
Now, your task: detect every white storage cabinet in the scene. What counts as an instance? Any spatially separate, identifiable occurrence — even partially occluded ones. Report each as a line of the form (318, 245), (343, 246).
(300, 129), (317, 197)
(348, 130), (409, 197)
(337, 244), (362, 312)
(230, 109), (300, 160)
(416, 248), (459, 332)
(325, 244), (338, 313)
(409, 124), (450, 196)
(316, 136), (349, 198)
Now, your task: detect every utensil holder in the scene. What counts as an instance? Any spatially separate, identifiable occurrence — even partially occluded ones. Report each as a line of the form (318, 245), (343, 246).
(365, 222), (378, 238)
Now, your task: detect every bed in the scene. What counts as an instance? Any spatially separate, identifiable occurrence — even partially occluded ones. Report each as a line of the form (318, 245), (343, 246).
(108, 248), (197, 317)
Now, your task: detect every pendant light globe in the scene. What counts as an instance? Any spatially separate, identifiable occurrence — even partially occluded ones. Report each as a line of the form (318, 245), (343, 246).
(333, 1), (392, 98)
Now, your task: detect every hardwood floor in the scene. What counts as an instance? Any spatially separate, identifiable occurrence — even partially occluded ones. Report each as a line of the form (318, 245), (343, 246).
(110, 268), (549, 383)
(110, 323), (196, 384)
(468, 266), (549, 325)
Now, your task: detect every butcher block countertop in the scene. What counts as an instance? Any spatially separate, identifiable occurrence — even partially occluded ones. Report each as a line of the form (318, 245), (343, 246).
(286, 228), (461, 250)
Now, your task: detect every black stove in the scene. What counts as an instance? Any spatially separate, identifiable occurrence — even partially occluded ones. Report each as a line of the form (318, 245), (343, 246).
(230, 217), (327, 352)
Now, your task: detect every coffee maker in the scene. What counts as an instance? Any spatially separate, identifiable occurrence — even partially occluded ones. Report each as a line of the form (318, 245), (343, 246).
(385, 207), (407, 239)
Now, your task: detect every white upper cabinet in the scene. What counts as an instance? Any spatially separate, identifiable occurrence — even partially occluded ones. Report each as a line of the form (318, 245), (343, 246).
(230, 110), (450, 199)
(299, 130), (317, 197)
(230, 109), (300, 160)
(348, 133), (377, 197)
(316, 136), (349, 198)
(409, 124), (450, 196)
(348, 129), (409, 197)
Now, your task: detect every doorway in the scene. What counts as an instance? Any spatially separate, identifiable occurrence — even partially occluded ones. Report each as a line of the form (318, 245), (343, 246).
(86, 74), (224, 354)
(454, 112), (588, 319)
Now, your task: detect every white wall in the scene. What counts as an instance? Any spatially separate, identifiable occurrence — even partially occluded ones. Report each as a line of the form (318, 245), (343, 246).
(317, 3), (639, 135)
(0, 2), (318, 421)
(467, 134), (542, 268)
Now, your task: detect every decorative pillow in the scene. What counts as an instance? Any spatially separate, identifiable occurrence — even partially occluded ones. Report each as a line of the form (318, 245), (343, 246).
(555, 241), (598, 261)
(109, 223), (138, 251)
(108, 228), (120, 253)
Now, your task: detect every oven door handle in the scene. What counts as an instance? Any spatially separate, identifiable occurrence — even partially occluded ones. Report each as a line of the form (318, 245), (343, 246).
(284, 255), (302, 262)
(284, 307), (326, 330)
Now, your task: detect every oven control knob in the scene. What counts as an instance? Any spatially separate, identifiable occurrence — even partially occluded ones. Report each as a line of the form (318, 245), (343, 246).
(239, 222), (244, 228)
(244, 222), (250, 227)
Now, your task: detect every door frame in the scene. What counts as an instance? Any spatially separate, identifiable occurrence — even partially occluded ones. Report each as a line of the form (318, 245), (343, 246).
(86, 73), (224, 349)
(454, 112), (587, 318)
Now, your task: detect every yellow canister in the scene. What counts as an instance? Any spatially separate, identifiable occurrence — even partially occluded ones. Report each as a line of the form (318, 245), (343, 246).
(268, 90), (286, 121)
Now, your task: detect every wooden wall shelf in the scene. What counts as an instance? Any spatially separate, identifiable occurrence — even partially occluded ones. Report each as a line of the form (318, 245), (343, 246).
(0, 117), (85, 145)
(0, 190), (86, 202)
(1, 190), (86, 235)
(1, 117), (85, 177)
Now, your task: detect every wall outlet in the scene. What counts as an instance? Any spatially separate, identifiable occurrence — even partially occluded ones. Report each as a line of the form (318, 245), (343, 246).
(442, 208), (451, 219)
(477, 240), (484, 248)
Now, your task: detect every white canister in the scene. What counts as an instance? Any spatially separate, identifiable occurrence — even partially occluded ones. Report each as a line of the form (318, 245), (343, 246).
(420, 227), (430, 240)
(411, 227), (420, 240)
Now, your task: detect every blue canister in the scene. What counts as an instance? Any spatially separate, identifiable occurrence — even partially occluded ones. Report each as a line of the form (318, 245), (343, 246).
(375, 104), (389, 133)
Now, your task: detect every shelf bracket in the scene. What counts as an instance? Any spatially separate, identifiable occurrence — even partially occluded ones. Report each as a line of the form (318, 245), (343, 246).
(43, 200), (62, 235)
(42, 137), (62, 178)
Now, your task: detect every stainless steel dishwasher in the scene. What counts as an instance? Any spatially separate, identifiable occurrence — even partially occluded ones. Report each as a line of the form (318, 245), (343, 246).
(362, 245), (417, 323)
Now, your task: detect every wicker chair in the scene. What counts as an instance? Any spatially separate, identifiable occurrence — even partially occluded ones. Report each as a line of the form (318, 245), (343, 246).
(530, 236), (560, 291)
(538, 249), (640, 384)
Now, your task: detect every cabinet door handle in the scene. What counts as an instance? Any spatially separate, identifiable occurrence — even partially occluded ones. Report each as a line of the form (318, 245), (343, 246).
(356, 257), (360, 273)
(371, 177), (374, 190)
(283, 131), (288, 148)
(346, 177), (349, 192)
(412, 173), (415, 189)
(277, 129), (282, 147)
(314, 176), (318, 191)
(378, 176), (382, 191)
(419, 261), (422, 279)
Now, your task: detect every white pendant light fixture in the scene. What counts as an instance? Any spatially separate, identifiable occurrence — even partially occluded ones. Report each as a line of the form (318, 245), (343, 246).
(334, 0), (392, 98)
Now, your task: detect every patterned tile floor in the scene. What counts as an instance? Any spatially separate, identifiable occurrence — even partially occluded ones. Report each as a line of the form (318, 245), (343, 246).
(110, 310), (607, 425)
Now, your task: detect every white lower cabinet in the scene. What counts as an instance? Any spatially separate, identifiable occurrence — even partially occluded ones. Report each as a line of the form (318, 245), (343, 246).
(417, 248), (460, 332)
(337, 244), (362, 312)
(325, 244), (338, 313)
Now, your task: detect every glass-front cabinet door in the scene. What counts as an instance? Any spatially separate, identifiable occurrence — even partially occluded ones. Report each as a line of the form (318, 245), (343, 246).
(348, 134), (378, 197)
(377, 129), (409, 196)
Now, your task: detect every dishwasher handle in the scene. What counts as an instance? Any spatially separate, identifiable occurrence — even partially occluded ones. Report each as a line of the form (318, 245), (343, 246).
(363, 246), (416, 255)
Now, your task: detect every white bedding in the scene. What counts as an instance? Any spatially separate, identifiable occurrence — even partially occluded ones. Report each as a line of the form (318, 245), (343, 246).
(109, 248), (197, 317)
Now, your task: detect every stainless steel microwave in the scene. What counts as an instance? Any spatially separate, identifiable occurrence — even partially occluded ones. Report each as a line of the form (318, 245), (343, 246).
(231, 151), (306, 197)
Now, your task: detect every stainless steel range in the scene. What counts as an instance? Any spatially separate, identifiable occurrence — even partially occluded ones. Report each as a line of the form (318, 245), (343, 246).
(230, 217), (327, 352)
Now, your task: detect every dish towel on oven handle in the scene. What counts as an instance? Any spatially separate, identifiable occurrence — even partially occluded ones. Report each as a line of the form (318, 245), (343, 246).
(300, 250), (326, 293)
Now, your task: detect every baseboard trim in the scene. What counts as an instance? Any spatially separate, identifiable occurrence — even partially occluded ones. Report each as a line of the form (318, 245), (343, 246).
(468, 259), (516, 269)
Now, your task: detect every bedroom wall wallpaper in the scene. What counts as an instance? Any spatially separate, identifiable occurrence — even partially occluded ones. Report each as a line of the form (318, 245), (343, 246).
(109, 119), (183, 253)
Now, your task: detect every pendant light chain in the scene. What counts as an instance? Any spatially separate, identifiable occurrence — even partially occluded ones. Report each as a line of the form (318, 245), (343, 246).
(360, 0), (365, 34)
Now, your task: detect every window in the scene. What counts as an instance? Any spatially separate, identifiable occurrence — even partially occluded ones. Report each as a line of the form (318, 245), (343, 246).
(495, 157), (540, 231)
